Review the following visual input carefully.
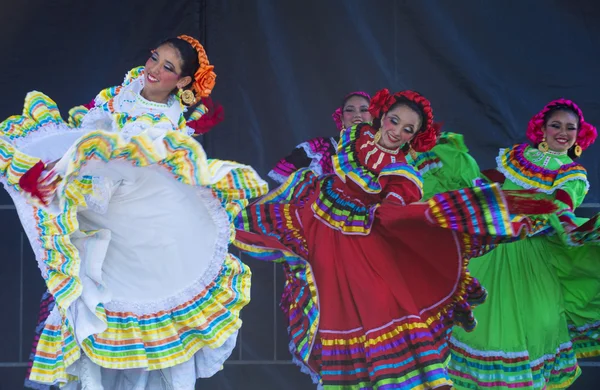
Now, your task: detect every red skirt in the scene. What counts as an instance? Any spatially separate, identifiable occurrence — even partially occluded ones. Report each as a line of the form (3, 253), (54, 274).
(234, 172), (545, 389)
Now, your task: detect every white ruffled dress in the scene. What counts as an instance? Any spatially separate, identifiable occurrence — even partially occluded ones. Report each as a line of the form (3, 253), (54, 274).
(0, 67), (268, 389)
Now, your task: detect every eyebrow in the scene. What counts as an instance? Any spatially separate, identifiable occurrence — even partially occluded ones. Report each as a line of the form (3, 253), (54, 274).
(344, 103), (369, 108)
(551, 120), (577, 126)
(153, 51), (177, 69)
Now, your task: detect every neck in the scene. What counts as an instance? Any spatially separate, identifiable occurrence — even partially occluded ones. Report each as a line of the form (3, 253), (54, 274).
(140, 88), (170, 104)
(546, 148), (568, 156)
(374, 132), (400, 155)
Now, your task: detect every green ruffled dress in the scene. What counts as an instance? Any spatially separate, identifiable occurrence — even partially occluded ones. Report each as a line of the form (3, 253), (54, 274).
(407, 132), (482, 200)
(448, 144), (600, 389)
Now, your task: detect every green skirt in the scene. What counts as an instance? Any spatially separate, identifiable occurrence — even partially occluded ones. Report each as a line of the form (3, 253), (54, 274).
(409, 132), (482, 200)
(448, 228), (600, 389)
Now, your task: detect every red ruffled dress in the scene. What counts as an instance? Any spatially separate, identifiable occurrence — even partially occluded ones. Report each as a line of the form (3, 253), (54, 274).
(234, 124), (549, 389)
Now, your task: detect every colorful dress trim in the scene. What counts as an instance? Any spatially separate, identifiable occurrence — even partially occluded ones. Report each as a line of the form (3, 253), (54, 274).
(0, 68), (268, 387)
(268, 136), (338, 183)
(233, 124), (549, 389)
(333, 125), (424, 197)
(496, 144), (589, 195)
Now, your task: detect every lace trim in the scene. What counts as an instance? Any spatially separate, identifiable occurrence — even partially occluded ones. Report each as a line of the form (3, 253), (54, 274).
(9, 122), (69, 147)
(330, 136), (338, 151)
(267, 169), (290, 184)
(103, 184), (231, 315)
(568, 319), (600, 332)
(298, 139), (326, 176)
(119, 120), (177, 140)
(298, 139), (326, 161)
(291, 349), (322, 386)
(83, 177), (112, 215)
(80, 106), (116, 132)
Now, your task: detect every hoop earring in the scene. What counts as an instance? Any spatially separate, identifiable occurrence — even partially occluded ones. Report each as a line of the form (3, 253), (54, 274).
(573, 143), (582, 157)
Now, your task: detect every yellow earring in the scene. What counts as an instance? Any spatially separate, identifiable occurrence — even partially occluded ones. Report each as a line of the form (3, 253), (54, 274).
(180, 89), (196, 106)
(538, 137), (549, 153)
(408, 144), (417, 160)
(573, 143), (582, 157)
(374, 129), (382, 144)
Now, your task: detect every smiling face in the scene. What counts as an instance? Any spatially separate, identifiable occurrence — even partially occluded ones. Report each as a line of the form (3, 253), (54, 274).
(341, 95), (372, 128)
(377, 104), (421, 150)
(142, 43), (192, 102)
(542, 109), (579, 153)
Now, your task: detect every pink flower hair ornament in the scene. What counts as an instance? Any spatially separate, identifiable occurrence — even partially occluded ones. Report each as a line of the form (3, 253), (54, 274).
(332, 91), (372, 130)
(526, 98), (597, 152)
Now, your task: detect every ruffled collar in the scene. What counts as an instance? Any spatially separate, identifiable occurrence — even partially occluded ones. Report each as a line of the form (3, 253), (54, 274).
(103, 69), (187, 132)
(356, 127), (405, 173)
(496, 144), (588, 194)
(332, 124), (422, 195)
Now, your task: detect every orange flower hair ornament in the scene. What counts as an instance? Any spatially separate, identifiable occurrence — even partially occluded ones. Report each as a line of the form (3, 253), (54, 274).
(177, 35), (216, 100)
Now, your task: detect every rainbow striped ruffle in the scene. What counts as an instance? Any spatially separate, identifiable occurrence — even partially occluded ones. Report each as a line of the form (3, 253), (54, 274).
(235, 165), (545, 388)
(268, 136), (338, 183)
(25, 127), (267, 385)
(333, 124), (424, 196)
(570, 320), (600, 359)
(34, 253), (251, 384)
(448, 336), (581, 389)
(0, 91), (66, 141)
(497, 144), (589, 194)
(0, 139), (41, 187)
(0, 89), (268, 386)
(234, 169), (319, 376)
(69, 66), (207, 131)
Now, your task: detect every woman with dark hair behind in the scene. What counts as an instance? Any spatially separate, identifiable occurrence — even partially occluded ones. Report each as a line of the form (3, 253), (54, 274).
(0, 35), (267, 389)
(268, 91), (372, 183)
(233, 89), (555, 389)
(449, 99), (600, 389)
(268, 90), (483, 203)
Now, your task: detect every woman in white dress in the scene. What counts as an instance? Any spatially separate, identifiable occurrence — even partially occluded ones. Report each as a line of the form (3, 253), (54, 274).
(0, 35), (267, 389)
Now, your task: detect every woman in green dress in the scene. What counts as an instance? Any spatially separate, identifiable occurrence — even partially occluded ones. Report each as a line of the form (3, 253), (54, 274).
(448, 98), (600, 389)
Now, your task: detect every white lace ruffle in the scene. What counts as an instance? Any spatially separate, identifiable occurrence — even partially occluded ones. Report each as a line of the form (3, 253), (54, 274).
(10, 123), (92, 164)
(80, 106), (116, 133)
(10, 122), (69, 146)
(83, 177), (113, 215)
(119, 120), (176, 141)
(62, 329), (240, 389)
(298, 141), (325, 176)
(100, 184), (231, 316)
(268, 169), (290, 184)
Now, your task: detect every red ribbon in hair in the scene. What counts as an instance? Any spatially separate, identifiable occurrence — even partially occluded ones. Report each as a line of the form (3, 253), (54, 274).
(369, 89), (441, 152)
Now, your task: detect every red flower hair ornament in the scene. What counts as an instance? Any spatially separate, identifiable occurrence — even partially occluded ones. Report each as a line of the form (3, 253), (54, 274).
(368, 89), (441, 152)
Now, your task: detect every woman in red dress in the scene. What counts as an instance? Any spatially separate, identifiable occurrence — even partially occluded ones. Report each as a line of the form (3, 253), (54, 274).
(234, 89), (553, 389)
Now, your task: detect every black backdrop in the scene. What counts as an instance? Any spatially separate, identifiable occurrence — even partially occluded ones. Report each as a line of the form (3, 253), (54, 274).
(1, 1), (599, 389)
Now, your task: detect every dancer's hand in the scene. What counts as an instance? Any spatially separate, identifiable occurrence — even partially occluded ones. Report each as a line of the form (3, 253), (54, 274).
(19, 161), (61, 206)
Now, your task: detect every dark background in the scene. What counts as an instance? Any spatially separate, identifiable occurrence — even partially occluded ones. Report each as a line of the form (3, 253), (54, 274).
(1, 1), (598, 388)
